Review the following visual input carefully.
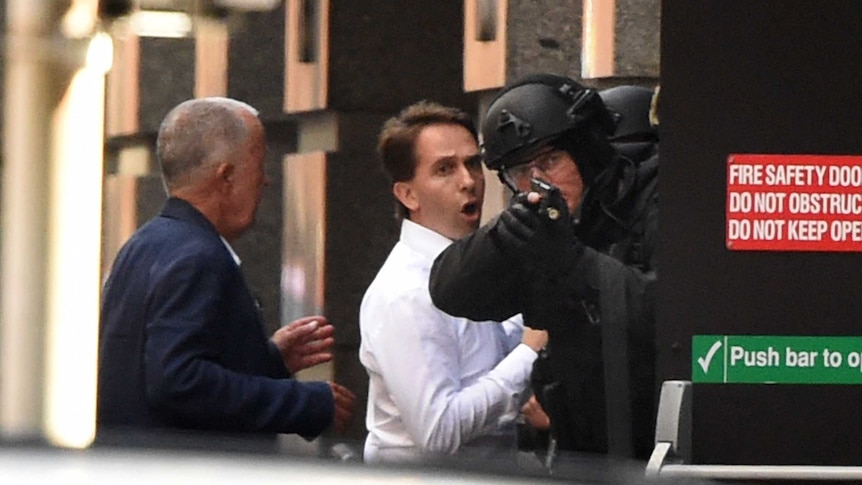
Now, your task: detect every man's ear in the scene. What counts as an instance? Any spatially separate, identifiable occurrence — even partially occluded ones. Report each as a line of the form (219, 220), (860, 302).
(215, 162), (234, 192)
(393, 181), (419, 212)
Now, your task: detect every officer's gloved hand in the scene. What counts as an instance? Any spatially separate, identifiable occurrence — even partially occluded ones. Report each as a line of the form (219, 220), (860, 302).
(494, 183), (583, 272)
(493, 193), (540, 257)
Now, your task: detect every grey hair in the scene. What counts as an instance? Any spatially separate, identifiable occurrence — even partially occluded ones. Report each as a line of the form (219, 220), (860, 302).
(156, 97), (260, 193)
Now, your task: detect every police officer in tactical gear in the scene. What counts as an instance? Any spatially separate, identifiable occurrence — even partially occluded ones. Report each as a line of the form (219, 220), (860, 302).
(599, 84), (660, 165)
(428, 73), (658, 461)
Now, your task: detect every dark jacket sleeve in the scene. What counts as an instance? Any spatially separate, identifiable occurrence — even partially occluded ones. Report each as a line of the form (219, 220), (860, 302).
(144, 255), (333, 439)
(429, 214), (527, 322)
(430, 207), (656, 336)
(266, 340), (292, 379)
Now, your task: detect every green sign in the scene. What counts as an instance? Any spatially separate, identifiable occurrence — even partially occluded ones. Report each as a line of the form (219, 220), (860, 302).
(692, 335), (862, 384)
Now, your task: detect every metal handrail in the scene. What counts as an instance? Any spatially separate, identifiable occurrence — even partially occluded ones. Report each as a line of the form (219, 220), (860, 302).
(646, 380), (862, 481)
(657, 464), (862, 481)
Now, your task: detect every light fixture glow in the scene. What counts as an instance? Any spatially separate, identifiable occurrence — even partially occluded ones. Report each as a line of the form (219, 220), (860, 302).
(44, 65), (106, 449)
(129, 11), (193, 38)
(86, 32), (114, 74)
(61, 0), (100, 38)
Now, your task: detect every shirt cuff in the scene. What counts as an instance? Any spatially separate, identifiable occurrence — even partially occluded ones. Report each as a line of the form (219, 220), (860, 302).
(494, 343), (539, 391)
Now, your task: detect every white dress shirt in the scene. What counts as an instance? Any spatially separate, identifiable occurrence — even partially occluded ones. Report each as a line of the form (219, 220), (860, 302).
(359, 219), (538, 464)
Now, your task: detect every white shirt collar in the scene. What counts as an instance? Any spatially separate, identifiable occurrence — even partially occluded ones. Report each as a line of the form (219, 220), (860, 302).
(399, 218), (453, 261)
(220, 236), (242, 266)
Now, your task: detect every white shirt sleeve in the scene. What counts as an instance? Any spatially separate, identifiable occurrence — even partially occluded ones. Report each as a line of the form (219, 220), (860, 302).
(500, 314), (526, 353)
(368, 289), (536, 454)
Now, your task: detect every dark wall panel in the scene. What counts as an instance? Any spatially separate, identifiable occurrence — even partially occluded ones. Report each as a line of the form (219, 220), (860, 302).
(228, 5), (286, 118)
(506, 0), (582, 81)
(660, 0), (862, 465)
(138, 38), (195, 132)
(328, 1), (475, 113)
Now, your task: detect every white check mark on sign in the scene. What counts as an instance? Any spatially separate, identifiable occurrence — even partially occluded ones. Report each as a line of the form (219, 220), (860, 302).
(697, 340), (723, 373)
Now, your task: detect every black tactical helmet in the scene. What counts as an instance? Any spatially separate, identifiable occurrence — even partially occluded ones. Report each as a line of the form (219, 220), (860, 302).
(599, 85), (658, 144)
(481, 74), (616, 184)
(599, 85), (659, 164)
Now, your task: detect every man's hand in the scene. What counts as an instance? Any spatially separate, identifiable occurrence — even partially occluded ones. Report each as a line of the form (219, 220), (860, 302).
(329, 382), (356, 434)
(521, 327), (548, 352)
(521, 395), (551, 431)
(271, 315), (335, 373)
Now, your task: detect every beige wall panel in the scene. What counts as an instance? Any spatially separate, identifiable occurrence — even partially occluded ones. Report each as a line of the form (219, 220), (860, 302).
(285, 0), (330, 113)
(106, 33), (140, 136)
(582, 0), (615, 79)
(464, 0), (507, 92)
(195, 22), (229, 98)
(282, 151), (326, 324)
(282, 151), (330, 381)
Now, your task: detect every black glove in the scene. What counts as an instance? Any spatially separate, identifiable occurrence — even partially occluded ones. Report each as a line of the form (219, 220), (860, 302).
(494, 194), (540, 257)
(493, 183), (582, 271)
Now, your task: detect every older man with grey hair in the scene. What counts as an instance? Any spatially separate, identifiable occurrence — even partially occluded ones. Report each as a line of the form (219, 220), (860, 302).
(97, 97), (355, 444)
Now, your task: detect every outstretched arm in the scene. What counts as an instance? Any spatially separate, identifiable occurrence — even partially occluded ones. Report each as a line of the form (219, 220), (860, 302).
(429, 216), (526, 322)
(144, 260), (334, 439)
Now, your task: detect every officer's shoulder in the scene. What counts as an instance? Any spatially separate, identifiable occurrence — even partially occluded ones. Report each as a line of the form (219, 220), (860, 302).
(632, 152), (659, 192)
(637, 151), (659, 175)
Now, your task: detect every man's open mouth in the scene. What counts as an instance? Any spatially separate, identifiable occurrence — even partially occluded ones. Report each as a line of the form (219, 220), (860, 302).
(461, 201), (479, 216)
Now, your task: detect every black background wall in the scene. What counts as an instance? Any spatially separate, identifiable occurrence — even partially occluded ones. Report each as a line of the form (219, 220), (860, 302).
(660, 0), (862, 465)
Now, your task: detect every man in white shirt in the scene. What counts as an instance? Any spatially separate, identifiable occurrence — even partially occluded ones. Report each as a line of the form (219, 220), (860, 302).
(360, 101), (547, 464)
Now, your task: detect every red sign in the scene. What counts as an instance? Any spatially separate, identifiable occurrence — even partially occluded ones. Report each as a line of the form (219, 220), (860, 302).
(727, 154), (862, 252)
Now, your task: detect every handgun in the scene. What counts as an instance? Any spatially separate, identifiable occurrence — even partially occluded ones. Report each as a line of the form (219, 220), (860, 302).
(530, 177), (561, 220)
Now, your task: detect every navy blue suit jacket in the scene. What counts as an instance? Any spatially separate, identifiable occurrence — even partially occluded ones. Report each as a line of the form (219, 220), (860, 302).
(97, 197), (333, 439)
